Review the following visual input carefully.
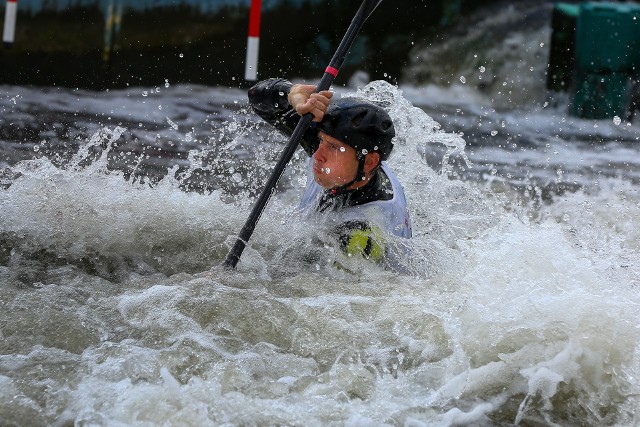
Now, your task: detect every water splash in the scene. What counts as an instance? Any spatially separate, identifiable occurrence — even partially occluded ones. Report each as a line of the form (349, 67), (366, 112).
(0, 81), (639, 426)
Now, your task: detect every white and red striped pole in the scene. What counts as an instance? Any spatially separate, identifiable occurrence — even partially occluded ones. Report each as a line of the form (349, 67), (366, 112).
(3, 0), (18, 48)
(244, 0), (261, 81)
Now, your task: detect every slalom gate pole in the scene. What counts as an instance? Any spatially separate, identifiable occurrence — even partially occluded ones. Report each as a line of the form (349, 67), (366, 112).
(244, 0), (261, 81)
(224, 0), (383, 269)
(3, 0), (18, 48)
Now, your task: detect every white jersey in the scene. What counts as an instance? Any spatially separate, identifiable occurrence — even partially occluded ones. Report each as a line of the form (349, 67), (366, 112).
(298, 160), (412, 239)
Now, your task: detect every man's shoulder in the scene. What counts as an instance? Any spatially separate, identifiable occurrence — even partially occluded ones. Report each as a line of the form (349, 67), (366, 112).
(247, 78), (292, 113)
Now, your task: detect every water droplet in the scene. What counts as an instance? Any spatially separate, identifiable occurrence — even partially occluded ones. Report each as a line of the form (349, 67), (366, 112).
(613, 116), (622, 125)
(179, 53), (184, 58)
(373, 146), (378, 150)
(164, 79), (170, 88)
(339, 147), (346, 152)
(459, 76), (466, 84)
(490, 130), (498, 136)
(33, 145), (40, 152)
(142, 91), (148, 97)
(529, 67), (534, 71)
(479, 66), (486, 73)
(324, 168), (331, 174)
(540, 42), (545, 47)
(361, 149), (368, 155)
(158, 105), (163, 110)
(166, 117), (178, 130)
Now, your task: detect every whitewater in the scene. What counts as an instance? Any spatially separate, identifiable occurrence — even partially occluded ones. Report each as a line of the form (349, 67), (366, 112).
(0, 75), (638, 426)
(2, 5), (640, 427)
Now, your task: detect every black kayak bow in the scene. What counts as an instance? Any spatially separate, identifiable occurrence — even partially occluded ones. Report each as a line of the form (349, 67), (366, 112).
(224, 0), (384, 269)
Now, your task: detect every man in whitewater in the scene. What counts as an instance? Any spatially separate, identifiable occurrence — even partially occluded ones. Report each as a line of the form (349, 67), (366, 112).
(248, 78), (411, 264)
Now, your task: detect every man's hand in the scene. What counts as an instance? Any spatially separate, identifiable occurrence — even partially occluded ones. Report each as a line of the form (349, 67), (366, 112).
(288, 84), (333, 122)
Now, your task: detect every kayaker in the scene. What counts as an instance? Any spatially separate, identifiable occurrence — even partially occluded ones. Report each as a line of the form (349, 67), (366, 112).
(248, 78), (412, 264)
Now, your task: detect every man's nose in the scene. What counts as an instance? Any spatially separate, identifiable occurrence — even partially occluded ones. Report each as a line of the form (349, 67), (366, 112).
(314, 145), (327, 162)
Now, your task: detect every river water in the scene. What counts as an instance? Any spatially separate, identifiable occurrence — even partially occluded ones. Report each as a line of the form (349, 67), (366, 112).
(2, 5), (640, 425)
(1, 76), (639, 426)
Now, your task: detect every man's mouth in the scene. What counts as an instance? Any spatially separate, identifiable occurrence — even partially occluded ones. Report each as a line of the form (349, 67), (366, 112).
(313, 164), (328, 175)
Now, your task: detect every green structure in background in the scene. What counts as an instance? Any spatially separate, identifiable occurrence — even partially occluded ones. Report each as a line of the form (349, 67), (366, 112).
(548, 2), (640, 120)
(573, 2), (640, 119)
(546, 3), (579, 93)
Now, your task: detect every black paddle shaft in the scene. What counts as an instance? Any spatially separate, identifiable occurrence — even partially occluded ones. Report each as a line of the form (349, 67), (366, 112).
(224, 0), (383, 268)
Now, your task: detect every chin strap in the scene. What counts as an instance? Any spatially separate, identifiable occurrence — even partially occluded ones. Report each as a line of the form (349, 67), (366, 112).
(329, 152), (367, 196)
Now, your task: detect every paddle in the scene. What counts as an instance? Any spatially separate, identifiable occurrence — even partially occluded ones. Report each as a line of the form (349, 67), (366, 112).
(224, 0), (384, 269)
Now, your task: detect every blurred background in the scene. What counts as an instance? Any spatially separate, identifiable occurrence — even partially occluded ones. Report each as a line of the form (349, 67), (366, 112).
(0, 0), (557, 89)
(2, 0), (639, 119)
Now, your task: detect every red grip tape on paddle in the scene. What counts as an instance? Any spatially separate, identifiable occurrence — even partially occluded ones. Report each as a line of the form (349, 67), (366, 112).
(325, 66), (339, 78)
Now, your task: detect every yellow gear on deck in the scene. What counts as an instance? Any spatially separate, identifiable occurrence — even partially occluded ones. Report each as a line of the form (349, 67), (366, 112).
(340, 222), (384, 262)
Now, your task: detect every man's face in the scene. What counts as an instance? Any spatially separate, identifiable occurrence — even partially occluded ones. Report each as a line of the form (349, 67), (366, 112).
(312, 132), (359, 189)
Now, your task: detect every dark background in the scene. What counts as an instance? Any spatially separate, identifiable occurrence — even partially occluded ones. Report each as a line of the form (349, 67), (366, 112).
(0, 0), (525, 88)
(0, 0), (636, 89)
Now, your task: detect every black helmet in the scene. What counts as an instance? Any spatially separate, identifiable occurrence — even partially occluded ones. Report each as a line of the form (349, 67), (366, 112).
(317, 97), (395, 160)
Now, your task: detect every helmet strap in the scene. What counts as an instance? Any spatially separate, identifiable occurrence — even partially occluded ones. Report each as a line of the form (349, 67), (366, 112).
(329, 152), (367, 196)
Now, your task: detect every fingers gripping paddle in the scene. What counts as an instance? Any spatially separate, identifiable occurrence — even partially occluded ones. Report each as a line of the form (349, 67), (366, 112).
(224, 0), (384, 269)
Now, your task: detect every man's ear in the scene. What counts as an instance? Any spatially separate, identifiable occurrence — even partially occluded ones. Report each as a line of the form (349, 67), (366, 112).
(363, 152), (381, 175)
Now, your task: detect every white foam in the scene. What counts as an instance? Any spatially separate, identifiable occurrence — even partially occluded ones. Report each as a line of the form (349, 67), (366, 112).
(1, 78), (639, 425)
